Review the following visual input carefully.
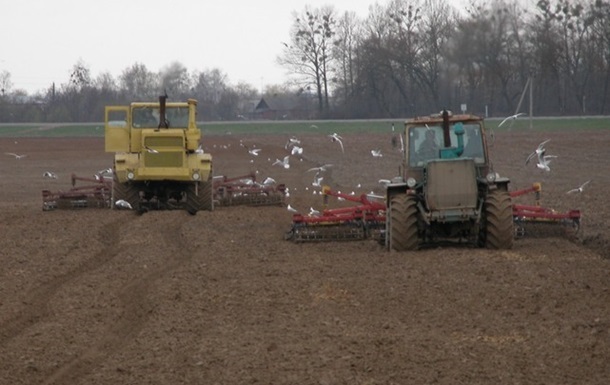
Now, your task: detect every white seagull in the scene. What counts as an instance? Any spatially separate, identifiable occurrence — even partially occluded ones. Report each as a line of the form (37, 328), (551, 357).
(371, 149), (383, 157)
(5, 152), (27, 159)
(248, 148), (261, 156)
(287, 204), (298, 213)
(307, 164), (333, 173)
(536, 155), (557, 172)
(525, 139), (551, 165)
(312, 172), (324, 187)
(566, 180), (591, 194)
(145, 146), (159, 154)
(272, 155), (290, 169)
(498, 112), (526, 128)
(285, 136), (301, 149)
(309, 207), (321, 216)
(43, 171), (58, 179)
(328, 133), (344, 153)
(262, 177), (276, 186)
(114, 199), (133, 210)
(291, 145), (303, 155)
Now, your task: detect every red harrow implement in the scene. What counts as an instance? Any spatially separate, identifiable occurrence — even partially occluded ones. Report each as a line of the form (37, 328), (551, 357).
(285, 186), (386, 242)
(510, 183), (581, 238)
(42, 174), (112, 211)
(213, 173), (286, 207)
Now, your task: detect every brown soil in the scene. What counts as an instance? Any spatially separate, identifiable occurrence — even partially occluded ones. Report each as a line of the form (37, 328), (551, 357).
(0, 129), (609, 384)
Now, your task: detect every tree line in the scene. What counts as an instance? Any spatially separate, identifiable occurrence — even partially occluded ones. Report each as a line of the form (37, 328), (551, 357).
(1, 0), (608, 122)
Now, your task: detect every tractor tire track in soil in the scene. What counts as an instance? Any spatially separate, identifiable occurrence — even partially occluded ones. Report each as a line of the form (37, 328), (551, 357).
(42, 213), (197, 385)
(0, 215), (125, 348)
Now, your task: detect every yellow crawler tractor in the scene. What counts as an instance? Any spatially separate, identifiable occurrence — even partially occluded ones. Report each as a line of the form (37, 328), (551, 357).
(105, 95), (213, 214)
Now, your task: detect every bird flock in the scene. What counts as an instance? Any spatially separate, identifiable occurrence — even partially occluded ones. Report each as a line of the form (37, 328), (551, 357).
(208, 127), (398, 217)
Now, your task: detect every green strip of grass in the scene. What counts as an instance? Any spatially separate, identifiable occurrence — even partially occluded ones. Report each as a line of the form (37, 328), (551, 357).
(0, 117), (606, 138)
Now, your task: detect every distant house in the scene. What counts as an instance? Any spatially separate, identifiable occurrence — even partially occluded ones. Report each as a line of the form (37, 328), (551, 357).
(252, 94), (312, 120)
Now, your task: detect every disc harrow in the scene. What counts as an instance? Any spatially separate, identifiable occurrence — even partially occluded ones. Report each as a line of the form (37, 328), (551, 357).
(510, 183), (582, 239)
(285, 187), (386, 243)
(213, 173), (286, 207)
(42, 173), (112, 211)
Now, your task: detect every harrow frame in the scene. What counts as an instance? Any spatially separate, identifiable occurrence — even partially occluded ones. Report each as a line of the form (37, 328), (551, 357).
(213, 173), (286, 207)
(42, 174), (112, 211)
(510, 183), (582, 238)
(286, 187), (386, 242)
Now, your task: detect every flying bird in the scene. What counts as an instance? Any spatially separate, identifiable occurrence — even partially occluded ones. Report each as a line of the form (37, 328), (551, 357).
(291, 145), (303, 155)
(312, 172), (324, 187)
(248, 148), (261, 156)
(96, 167), (113, 176)
(114, 199), (133, 210)
(285, 136), (301, 149)
(536, 155), (557, 172)
(5, 152), (27, 159)
(307, 164), (333, 173)
(309, 207), (321, 216)
(328, 133), (344, 153)
(371, 149), (383, 157)
(272, 155), (290, 169)
(262, 177), (276, 186)
(525, 139), (551, 165)
(498, 112), (525, 128)
(43, 171), (58, 179)
(566, 180), (591, 194)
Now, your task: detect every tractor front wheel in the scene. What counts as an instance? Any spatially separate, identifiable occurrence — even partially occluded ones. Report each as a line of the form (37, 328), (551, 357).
(483, 189), (514, 249)
(185, 176), (214, 215)
(112, 174), (140, 210)
(388, 194), (420, 251)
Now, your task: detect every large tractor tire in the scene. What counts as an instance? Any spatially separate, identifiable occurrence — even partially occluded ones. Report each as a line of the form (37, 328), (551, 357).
(483, 189), (514, 249)
(185, 176), (214, 215)
(112, 175), (140, 210)
(388, 194), (420, 251)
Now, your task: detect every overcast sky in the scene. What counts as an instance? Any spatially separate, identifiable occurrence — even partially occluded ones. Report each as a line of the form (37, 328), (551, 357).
(2, 0), (468, 94)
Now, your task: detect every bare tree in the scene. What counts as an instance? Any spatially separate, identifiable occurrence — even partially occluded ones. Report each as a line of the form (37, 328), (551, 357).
(278, 6), (337, 115)
(415, 0), (458, 108)
(119, 63), (159, 100)
(332, 11), (363, 109)
(590, 0), (610, 113)
(534, 0), (598, 114)
(0, 70), (13, 96)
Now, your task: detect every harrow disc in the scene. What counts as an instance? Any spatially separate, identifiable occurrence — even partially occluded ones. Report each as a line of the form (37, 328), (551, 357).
(288, 222), (366, 243)
(218, 193), (284, 207)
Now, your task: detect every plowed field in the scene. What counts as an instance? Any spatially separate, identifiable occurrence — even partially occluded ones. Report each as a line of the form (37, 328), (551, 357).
(0, 128), (608, 384)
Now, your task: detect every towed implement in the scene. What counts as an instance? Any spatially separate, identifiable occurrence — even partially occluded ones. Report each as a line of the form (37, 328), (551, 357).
(511, 182), (582, 238)
(213, 173), (286, 207)
(285, 187), (386, 242)
(42, 173), (112, 211)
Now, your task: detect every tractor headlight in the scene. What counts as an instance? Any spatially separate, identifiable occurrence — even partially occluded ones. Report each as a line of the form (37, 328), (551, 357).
(486, 172), (498, 183)
(192, 172), (200, 181)
(127, 171), (135, 180)
(406, 177), (417, 188)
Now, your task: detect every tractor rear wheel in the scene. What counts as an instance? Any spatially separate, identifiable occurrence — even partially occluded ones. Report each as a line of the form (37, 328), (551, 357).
(389, 194), (420, 251)
(483, 189), (513, 249)
(112, 175), (140, 210)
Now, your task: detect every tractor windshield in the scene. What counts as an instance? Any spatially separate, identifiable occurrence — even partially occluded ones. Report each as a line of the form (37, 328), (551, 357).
(132, 106), (189, 128)
(408, 123), (485, 166)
